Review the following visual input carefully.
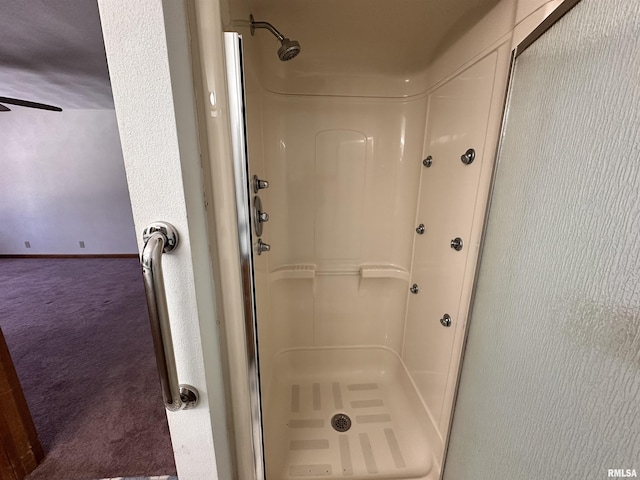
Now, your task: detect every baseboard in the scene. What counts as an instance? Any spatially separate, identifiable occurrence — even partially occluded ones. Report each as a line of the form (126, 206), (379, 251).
(0, 254), (139, 259)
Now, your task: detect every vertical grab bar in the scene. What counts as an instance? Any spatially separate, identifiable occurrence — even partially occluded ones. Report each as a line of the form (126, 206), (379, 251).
(141, 222), (198, 411)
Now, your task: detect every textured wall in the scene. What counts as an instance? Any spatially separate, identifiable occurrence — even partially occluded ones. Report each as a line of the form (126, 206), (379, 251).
(444, 0), (640, 478)
(99, 1), (229, 479)
(0, 109), (136, 254)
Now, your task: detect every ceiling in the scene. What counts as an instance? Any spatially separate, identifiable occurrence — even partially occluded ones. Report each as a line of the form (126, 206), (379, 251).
(0, 0), (114, 109)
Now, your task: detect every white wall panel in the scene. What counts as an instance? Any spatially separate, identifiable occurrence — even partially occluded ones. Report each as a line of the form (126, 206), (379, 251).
(263, 94), (426, 270)
(314, 130), (367, 261)
(259, 94), (427, 360)
(445, 1), (640, 478)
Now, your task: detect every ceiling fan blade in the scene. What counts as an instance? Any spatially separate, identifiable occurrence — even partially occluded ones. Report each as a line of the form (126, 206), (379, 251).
(0, 104), (10, 112)
(0, 97), (62, 112)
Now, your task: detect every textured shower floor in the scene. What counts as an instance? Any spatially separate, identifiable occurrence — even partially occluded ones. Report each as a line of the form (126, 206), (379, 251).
(263, 347), (436, 480)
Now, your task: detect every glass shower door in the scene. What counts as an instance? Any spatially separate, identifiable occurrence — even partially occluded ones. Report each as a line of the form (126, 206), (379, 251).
(443, 0), (640, 478)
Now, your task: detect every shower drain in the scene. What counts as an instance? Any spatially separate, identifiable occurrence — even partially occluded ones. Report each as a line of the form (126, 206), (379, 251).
(331, 413), (352, 432)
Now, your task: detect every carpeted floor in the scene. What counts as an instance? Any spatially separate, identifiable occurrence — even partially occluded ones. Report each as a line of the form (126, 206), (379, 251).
(0, 258), (177, 480)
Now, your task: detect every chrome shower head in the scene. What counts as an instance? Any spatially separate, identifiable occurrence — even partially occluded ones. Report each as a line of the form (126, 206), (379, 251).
(250, 14), (301, 61)
(277, 38), (301, 61)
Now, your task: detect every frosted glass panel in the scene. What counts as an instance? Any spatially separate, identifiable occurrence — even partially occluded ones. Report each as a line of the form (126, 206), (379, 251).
(444, 1), (640, 479)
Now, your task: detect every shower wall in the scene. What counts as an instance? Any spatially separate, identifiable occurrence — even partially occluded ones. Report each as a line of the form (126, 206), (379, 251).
(403, 46), (512, 443)
(258, 93), (427, 390)
(400, 0), (558, 443)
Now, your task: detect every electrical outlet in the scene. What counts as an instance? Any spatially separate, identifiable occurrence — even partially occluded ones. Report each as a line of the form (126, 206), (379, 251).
(24, 241), (31, 248)
(79, 241), (85, 248)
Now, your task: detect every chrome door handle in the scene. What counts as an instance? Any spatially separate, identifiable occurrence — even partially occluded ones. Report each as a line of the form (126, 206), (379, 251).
(141, 222), (198, 411)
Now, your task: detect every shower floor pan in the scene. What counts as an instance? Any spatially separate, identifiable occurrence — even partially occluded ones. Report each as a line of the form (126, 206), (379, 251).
(263, 347), (436, 480)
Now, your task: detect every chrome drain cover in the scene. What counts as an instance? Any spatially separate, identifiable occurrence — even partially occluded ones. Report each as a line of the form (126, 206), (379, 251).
(331, 413), (352, 432)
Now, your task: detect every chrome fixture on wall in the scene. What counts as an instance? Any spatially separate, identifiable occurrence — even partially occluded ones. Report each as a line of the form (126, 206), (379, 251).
(440, 314), (452, 327)
(250, 14), (301, 61)
(423, 155), (433, 168)
(257, 238), (271, 255)
(416, 224), (425, 235)
(450, 237), (463, 251)
(253, 175), (269, 194)
(253, 196), (269, 237)
(410, 284), (420, 294)
(460, 148), (475, 165)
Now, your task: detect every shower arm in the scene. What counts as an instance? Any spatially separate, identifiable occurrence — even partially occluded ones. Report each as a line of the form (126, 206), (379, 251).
(250, 16), (286, 42)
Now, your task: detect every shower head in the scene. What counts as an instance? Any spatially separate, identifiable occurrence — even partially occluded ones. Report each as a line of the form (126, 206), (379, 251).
(250, 14), (301, 61)
(277, 38), (301, 61)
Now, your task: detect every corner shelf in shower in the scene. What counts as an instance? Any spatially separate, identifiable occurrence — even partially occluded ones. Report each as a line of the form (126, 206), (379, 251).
(268, 264), (409, 282)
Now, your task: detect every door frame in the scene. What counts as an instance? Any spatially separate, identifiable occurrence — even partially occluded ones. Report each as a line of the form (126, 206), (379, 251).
(223, 31), (266, 480)
(98, 1), (235, 479)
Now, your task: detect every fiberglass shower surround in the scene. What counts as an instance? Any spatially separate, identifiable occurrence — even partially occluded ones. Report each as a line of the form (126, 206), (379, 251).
(232, 4), (516, 479)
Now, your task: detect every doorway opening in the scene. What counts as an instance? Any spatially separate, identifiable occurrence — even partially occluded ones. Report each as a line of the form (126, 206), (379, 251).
(0, 2), (176, 479)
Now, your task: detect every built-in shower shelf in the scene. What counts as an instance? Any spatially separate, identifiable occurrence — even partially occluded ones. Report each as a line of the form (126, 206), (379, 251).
(360, 265), (410, 281)
(316, 265), (360, 276)
(269, 264), (409, 281)
(270, 264), (317, 281)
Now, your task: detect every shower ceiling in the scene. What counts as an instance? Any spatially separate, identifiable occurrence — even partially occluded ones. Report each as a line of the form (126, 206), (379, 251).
(0, 0), (113, 109)
(0, 0), (500, 109)
(250, 0), (502, 75)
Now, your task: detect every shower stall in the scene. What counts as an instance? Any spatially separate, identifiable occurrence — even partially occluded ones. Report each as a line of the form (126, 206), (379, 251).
(193, 0), (559, 478)
(98, 0), (640, 477)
